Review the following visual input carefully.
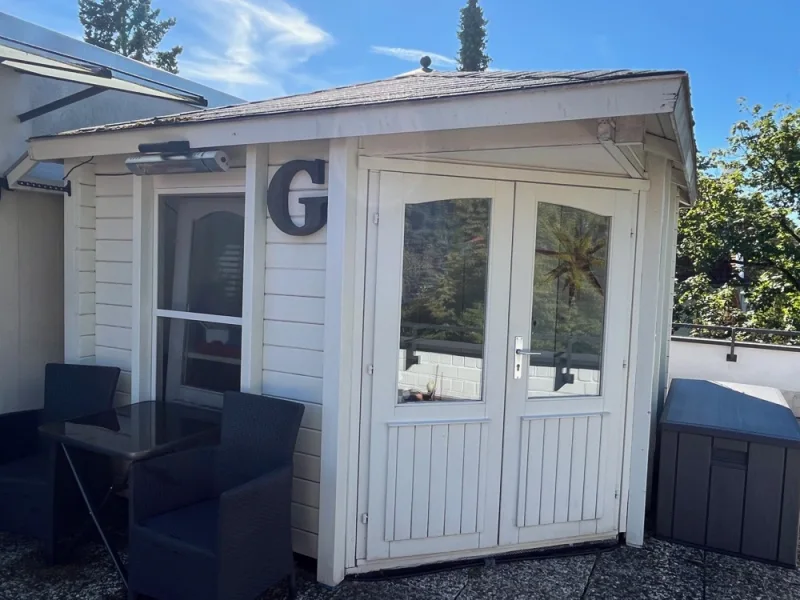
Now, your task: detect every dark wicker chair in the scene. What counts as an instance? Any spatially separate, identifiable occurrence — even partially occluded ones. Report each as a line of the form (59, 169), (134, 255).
(128, 392), (306, 600)
(0, 363), (121, 563)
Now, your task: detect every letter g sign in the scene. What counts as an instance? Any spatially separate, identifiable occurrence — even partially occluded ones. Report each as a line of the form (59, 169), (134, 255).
(266, 159), (328, 236)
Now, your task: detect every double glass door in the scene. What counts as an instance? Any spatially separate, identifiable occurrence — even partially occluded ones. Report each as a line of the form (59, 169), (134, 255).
(364, 172), (635, 560)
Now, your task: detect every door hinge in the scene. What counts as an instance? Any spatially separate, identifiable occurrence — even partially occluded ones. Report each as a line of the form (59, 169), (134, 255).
(630, 228), (635, 238)
(622, 359), (628, 369)
(366, 364), (374, 375)
(615, 489), (619, 499)
(360, 513), (369, 524)
(372, 213), (379, 225)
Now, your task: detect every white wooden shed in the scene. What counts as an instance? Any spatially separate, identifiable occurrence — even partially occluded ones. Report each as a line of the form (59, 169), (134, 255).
(27, 68), (697, 586)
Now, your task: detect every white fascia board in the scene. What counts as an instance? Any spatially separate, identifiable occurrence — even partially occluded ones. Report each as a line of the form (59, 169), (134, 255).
(29, 75), (685, 162)
(670, 78), (698, 203)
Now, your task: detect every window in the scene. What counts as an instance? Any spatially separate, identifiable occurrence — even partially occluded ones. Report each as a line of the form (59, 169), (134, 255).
(528, 202), (609, 397)
(397, 198), (491, 403)
(155, 195), (245, 407)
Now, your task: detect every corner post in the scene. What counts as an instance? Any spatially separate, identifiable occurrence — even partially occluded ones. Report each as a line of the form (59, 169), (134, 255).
(131, 174), (154, 402)
(318, 138), (360, 586)
(241, 144), (269, 393)
(626, 154), (672, 545)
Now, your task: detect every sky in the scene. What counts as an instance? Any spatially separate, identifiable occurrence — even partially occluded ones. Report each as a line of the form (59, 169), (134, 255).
(1, 0), (798, 152)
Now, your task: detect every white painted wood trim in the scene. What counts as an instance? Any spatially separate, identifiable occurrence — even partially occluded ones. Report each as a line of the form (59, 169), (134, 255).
(643, 134), (681, 163)
(64, 160), (96, 363)
(357, 157), (650, 192)
(345, 167), (371, 569)
(154, 185), (246, 196)
(360, 120), (603, 156)
(30, 76), (684, 161)
(354, 170), (381, 564)
(318, 137), (360, 586)
(386, 417), (492, 427)
(154, 309), (243, 326)
(619, 192), (647, 534)
(349, 531), (616, 573)
(625, 156), (670, 546)
(240, 145), (268, 393)
(599, 140), (646, 179)
(131, 175), (154, 402)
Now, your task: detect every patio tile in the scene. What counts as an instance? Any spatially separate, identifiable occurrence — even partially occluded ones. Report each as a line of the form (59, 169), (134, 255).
(583, 539), (704, 600)
(704, 550), (800, 600)
(456, 555), (596, 600)
(329, 568), (469, 600)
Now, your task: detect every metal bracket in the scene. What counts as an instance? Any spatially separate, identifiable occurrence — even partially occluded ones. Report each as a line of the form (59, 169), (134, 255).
(17, 87), (106, 123)
(14, 179), (71, 196)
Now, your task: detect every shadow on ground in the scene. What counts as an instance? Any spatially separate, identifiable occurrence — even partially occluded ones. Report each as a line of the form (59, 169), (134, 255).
(2, 533), (800, 599)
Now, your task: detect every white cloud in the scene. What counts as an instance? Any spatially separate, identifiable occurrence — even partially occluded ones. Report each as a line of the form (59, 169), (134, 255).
(179, 0), (332, 99)
(371, 46), (456, 68)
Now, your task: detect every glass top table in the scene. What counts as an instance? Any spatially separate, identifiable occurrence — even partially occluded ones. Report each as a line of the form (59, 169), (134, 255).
(39, 400), (221, 461)
(38, 400), (222, 588)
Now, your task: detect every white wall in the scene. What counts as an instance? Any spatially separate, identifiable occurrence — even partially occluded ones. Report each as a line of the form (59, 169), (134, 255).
(93, 158), (135, 405)
(0, 190), (64, 413)
(669, 339), (800, 415)
(262, 141), (329, 558)
(61, 142), (329, 557)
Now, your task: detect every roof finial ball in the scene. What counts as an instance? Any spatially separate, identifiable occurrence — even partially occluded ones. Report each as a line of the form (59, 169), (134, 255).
(420, 55), (433, 73)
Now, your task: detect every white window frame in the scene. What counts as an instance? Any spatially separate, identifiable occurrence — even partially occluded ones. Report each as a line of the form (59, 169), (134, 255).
(153, 192), (246, 406)
(132, 168), (261, 404)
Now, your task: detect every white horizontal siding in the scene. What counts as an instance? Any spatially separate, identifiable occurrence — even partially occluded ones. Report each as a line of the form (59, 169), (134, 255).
(264, 269), (325, 297)
(74, 178), (96, 361)
(261, 142), (329, 558)
(263, 321), (324, 351)
(93, 165), (134, 405)
(264, 296), (325, 324)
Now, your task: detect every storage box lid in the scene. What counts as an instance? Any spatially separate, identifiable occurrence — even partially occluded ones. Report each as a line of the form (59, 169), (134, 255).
(661, 379), (800, 447)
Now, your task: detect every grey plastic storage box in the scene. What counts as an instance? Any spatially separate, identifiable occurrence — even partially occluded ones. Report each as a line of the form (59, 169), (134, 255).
(656, 379), (800, 566)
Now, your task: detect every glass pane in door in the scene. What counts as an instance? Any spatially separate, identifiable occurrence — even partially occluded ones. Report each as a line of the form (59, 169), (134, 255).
(156, 318), (242, 404)
(156, 195), (245, 407)
(397, 198), (491, 403)
(158, 196), (245, 317)
(528, 202), (610, 397)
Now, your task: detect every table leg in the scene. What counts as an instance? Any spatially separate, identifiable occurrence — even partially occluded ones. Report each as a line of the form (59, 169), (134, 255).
(61, 443), (128, 588)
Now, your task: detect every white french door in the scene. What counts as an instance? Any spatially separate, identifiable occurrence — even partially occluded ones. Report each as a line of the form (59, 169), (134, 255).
(363, 171), (636, 562)
(498, 183), (634, 546)
(365, 172), (514, 560)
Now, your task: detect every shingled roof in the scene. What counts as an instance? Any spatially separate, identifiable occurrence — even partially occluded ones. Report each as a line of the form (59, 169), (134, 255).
(46, 69), (685, 138)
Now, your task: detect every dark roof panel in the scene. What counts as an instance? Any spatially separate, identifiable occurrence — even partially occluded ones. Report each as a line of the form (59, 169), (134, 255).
(46, 69), (686, 138)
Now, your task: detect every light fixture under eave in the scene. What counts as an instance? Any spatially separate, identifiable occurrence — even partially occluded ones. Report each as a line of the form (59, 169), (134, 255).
(125, 151), (230, 176)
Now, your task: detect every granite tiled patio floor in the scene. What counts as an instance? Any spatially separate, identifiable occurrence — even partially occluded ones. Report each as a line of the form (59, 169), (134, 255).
(1, 532), (799, 600)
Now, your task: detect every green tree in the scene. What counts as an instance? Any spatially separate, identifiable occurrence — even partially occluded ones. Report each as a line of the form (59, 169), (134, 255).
(675, 103), (800, 341)
(456, 0), (490, 72)
(79, 0), (182, 73)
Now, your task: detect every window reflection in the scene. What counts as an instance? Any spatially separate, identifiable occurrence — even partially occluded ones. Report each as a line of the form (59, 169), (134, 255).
(398, 198), (491, 403)
(528, 202), (609, 397)
(157, 318), (242, 407)
(158, 196), (245, 317)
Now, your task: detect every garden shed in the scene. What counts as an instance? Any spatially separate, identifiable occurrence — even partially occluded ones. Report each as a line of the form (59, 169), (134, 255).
(26, 67), (697, 586)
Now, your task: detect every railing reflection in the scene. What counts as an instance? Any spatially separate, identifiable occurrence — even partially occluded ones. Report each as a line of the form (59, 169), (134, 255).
(399, 322), (602, 371)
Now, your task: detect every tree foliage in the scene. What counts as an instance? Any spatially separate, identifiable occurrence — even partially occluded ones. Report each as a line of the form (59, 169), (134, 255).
(675, 103), (800, 342)
(79, 0), (182, 73)
(456, 0), (490, 72)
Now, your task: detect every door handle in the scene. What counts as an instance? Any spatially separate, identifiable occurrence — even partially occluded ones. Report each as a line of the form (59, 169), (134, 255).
(514, 337), (541, 379)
